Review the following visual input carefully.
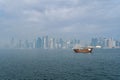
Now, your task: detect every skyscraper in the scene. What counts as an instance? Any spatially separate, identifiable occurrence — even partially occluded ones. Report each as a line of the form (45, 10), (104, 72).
(116, 41), (120, 48)
(24, 40), (29, 48)
(43, 36), (49, 49)
(91, 38), (98, 46)
(35, 37), (42, 48)
(49, 38), (55, 49)
(107, 38), (114, 48)
(18, 40), (22, 48)
(10, 37), (15, 48)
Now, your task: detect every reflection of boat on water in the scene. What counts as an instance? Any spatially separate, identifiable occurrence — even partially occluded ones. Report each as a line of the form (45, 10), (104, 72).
(73, 47), (93, 53)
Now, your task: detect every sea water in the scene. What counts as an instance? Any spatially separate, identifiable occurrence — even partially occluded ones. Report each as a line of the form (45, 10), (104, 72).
(0, 49), (120, 80)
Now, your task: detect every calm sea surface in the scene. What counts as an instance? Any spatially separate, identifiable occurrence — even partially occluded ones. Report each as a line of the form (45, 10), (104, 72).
(0, 49), (120, 80)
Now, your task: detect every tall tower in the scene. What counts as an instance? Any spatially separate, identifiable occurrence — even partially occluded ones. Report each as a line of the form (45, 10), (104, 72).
(107, 38), (113, 48)
(11, 37), (14, 45)
(49, 38), (55, 49)
(116, 41), (120, 48)
(35, 37), (42, 48)
(25, 40), (29, 48)
(91, 38), (98, 46)
(18, 40), (22, 48)
(43, 36), (49, 49)
(104, 38), (108, 48)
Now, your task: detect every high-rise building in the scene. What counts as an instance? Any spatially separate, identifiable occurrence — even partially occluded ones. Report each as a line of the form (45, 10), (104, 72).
(11, 37), (14, 45)
(91, 38), (98, 46)
(43, 36), (49, 49)
(35, 37), (42, 48)
(18, 40), (22, 48)
(103, 38), (108, 48)
(59, 38), (64, 48)
(49, 38), (55, 49)
(32, 39), (36, 48)
(107, 38), (114, 48)
(116, 41), (120, 48)
(24, 40), (29, 48)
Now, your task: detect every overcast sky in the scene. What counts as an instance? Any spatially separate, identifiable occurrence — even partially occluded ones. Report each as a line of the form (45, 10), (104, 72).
(0, 0), (120, 42)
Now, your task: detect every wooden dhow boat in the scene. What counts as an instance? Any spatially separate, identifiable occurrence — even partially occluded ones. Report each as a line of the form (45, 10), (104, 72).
(73, 47), (93, 53)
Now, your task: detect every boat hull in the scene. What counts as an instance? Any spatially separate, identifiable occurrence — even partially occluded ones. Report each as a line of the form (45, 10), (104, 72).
(73, 48), (93, 53)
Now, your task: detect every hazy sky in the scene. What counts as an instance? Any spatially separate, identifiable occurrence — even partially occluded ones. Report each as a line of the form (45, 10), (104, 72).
(0, 0), (120, 42)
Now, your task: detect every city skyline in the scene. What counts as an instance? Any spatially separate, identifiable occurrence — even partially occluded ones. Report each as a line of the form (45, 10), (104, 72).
(0, 0), (120, 44)
(1, 36), (120, 49)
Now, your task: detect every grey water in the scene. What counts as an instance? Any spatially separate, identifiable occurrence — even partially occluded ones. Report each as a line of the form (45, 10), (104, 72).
(0, 49), (120, 80)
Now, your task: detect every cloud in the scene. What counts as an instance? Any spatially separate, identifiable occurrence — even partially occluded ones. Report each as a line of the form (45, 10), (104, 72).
(0, 0), (120, 41)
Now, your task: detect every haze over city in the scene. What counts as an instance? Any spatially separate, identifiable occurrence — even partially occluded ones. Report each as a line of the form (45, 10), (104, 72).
(0, 0), (120, 45)
(1, 1), (120, 80)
